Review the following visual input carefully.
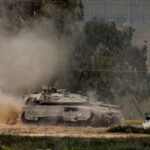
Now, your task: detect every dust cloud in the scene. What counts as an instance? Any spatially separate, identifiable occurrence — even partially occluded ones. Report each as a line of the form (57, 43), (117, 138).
(0, 19), (69, 94)
(0, 92), (21, 125)
(0, 10), (70, 124)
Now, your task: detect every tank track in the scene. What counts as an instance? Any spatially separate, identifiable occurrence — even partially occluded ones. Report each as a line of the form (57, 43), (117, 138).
(21, 112), (122, 127)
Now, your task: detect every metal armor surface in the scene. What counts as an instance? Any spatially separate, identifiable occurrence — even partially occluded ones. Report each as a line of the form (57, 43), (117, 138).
(21, 88), (123, 127)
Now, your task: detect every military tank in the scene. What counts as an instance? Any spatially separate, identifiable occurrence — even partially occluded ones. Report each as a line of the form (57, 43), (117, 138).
(21, 88), (123, 127)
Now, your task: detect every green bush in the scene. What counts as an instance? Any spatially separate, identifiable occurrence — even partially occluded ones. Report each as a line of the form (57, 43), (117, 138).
(0, 135), (150, 150)
(0, 145), (11, 150)
(108, 125), (150, 134)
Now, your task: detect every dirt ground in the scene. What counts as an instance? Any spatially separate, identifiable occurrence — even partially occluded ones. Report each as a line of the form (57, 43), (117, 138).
(0, 124), (149, 138)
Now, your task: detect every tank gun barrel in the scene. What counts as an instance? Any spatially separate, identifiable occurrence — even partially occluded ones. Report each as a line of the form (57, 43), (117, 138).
(99, 103), (121, 109)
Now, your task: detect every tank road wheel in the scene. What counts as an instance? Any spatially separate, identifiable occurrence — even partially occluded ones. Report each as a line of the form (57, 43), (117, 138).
(61, 114), (101, 127)
(21, 112), (39, 124)
(87, 113), (122, 127)
(86, 113), (101, 127)
(38, 118), (48, 125)
(21, 112), (27, 123)
(38, 117), (63, 125)
(61, 114), (97, 127)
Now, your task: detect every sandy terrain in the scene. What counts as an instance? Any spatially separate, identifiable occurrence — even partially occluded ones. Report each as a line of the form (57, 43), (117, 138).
(0, 124), (149, 138)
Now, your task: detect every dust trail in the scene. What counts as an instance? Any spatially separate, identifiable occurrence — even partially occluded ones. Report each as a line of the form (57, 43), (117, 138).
(0, 92), (21, 125)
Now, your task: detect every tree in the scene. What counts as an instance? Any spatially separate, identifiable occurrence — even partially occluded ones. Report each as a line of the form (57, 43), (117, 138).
(70, 19), (148, 102)
(41, 0), (84, 35)
(1, 0), (84, 35)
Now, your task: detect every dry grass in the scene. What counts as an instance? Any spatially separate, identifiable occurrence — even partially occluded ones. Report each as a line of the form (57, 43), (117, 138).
(124, 119), (144, 126)
(0, 125), (107, 138)
(0, 124), (149, 138)
(0, 119), (148, 138)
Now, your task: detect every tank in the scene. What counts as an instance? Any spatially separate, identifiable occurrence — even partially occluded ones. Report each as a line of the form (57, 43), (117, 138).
(21, 88), (123, 127)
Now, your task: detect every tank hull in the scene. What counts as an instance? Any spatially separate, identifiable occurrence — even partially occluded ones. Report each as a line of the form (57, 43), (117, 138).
(21, 105), (123, 127)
